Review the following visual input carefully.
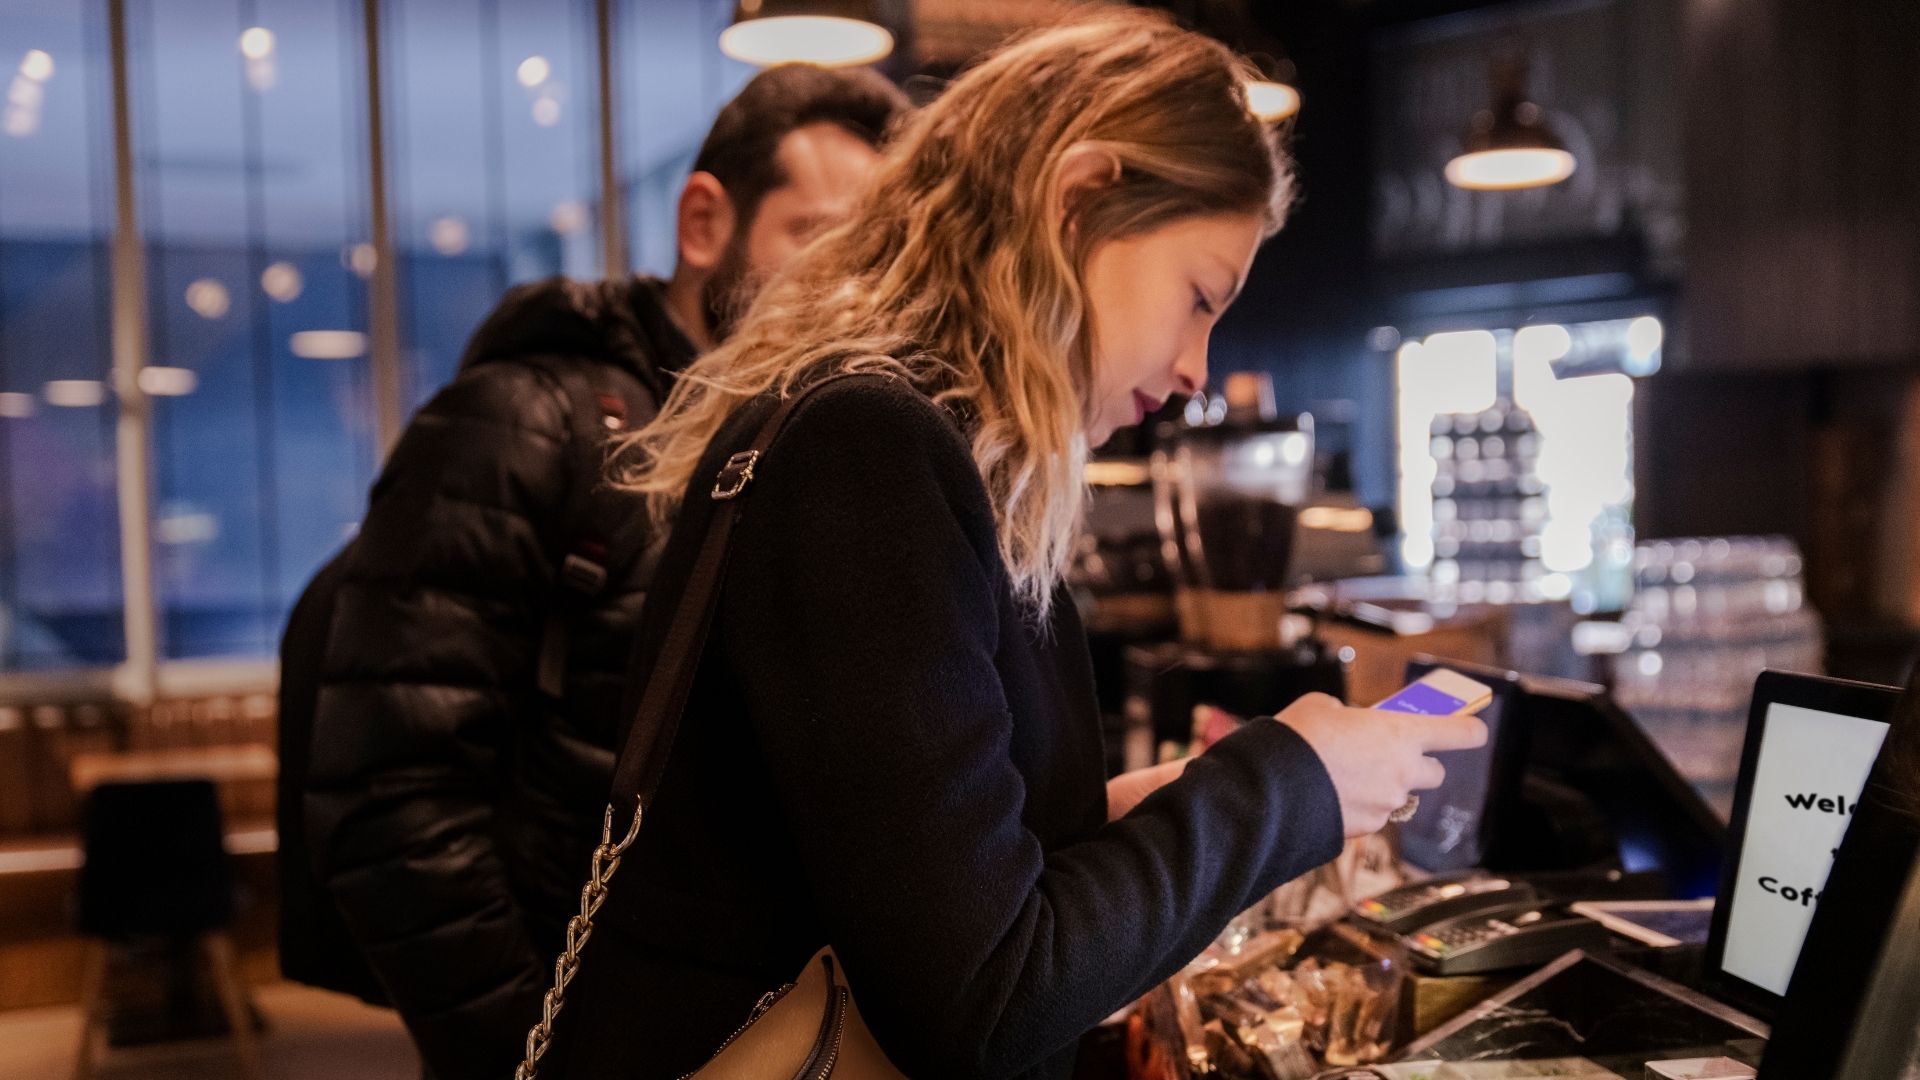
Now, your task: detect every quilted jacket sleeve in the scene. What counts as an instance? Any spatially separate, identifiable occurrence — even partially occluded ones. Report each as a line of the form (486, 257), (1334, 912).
(304, 360), (575, 1080)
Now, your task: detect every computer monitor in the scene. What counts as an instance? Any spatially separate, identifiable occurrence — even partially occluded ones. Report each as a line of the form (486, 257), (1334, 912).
(1701, 670), (1902, 1023)
(1758, 665), (1919, 1078)
(1398, 658), (1526, 874)
(1505, 673), (1727, 897)
(1390, 660), (1724, 891)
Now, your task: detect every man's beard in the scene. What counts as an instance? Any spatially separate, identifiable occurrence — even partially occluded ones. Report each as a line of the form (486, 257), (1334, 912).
(700, 238), (768, 344)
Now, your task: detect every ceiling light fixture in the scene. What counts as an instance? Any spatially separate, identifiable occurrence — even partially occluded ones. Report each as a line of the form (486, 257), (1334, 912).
(290, 330), (368, 360)
(720, 0), (893, 68)
(138, 366), (198, 397)
(1244, 79), (1300, 123)
(44, 380), (106, 408)
(1206, 5), (1300, 125)
(1445, 53), (1575, 192)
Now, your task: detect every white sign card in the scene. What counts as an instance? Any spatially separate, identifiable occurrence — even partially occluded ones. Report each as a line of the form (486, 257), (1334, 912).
(1720, 702), (1891, 995)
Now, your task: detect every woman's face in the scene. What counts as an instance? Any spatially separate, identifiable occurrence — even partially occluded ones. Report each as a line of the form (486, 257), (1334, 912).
(1082, 211), (1265, 447)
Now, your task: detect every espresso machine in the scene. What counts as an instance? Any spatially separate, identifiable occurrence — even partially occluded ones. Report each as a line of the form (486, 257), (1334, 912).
(1117, 374), (1349, 769)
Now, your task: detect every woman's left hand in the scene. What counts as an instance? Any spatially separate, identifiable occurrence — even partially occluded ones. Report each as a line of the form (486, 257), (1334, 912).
(1105, 759), (1190, 821)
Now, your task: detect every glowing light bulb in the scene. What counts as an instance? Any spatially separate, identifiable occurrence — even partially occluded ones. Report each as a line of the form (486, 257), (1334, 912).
(516, 55), (550, 88)
(239, 27), (276, 60)
(289, 330), (367, 359)
(20, 49), (54, 82)
(719, 16), (892, 68)
(1445, 148), (1575, 191)
(549, 200), (587, 235)
(261, 261), (303, 302)
(1244, 80), (1300, 122)
(185, 279), (232, 320)
(44, 380), (106, 407)
(430, 216), (470, 256)
(138, 366), (198, 396)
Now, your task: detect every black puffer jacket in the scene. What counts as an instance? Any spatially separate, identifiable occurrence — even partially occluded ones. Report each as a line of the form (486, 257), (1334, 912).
(304, 276), (695, 1080)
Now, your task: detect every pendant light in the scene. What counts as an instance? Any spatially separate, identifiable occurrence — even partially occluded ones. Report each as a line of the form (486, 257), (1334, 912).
(1244, 71), (1300, 123)
(1207, 3), (1299, 124)
(1445, 53), (1575, 191)
(720, 0), (894, 68)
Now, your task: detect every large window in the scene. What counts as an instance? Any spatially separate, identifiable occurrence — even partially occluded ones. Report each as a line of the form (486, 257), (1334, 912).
(131, 0), (378, 661)
(0, 0), (761, 679)
(620, 0), (751, 277)
(390, 0), (607, 402)
(0, 3), (123, 670)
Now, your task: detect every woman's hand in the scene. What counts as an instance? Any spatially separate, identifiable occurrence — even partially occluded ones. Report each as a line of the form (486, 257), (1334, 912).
(1105, 759), (1190, 821)
(1275, 692), (1488, 838)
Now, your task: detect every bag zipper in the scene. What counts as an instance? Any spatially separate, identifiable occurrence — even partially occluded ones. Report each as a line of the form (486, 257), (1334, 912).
(801, 987), (848, 1080)
(675, 954), (848, 1080)
(672, 982), (796, 1080)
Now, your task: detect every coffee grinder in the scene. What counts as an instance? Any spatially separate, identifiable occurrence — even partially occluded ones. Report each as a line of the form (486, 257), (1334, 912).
(1122, 375), (1348, 767)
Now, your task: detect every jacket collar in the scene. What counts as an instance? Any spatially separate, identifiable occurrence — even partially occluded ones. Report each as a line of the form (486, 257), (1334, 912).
(455, 274), (700, 401)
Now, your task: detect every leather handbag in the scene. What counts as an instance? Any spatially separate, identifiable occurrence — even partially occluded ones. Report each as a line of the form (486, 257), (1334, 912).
(516, 373), (907, 1080)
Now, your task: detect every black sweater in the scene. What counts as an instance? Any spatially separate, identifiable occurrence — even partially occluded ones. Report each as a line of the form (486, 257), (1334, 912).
(546, 376), (1344, 1080)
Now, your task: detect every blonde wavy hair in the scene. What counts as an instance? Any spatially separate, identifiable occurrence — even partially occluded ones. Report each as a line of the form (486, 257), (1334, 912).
(615, 10), (1293, 615)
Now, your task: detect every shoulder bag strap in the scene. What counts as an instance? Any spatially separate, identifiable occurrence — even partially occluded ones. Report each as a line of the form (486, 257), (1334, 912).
(608, 369), (878, 805)
(517, 369), (880, 1079)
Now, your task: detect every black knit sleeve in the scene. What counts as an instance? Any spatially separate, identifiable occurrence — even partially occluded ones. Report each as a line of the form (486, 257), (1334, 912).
(718, 380), (1345, 1080)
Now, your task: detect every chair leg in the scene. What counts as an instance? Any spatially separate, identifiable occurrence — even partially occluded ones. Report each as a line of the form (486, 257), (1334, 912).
(70, 940), (108, 1080)
(202, 932), (264, 1080)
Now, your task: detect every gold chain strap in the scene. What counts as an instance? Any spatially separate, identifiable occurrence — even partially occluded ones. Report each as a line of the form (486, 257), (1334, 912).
(516, 796), (645, 1079)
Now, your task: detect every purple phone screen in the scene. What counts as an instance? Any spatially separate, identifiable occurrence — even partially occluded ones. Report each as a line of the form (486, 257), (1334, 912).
(1377, 681), (1468, 716)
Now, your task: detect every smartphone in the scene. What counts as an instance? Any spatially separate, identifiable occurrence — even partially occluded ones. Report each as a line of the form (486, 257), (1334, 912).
(1372, 668), (1494, 717)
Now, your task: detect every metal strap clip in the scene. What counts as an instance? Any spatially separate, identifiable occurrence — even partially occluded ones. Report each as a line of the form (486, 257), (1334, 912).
(711, 450), (760, 501)
(559, 552), (608, 595)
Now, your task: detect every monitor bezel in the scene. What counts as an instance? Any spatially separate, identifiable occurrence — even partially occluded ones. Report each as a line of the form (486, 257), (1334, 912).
(1516, 671), (1731, 858)
(1759, 663), (1920, 1078)
(1701, 669), (1901, 1023)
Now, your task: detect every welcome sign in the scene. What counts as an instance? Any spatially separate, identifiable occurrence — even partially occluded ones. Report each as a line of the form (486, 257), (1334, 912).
(1720, 702), (1891, 996)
